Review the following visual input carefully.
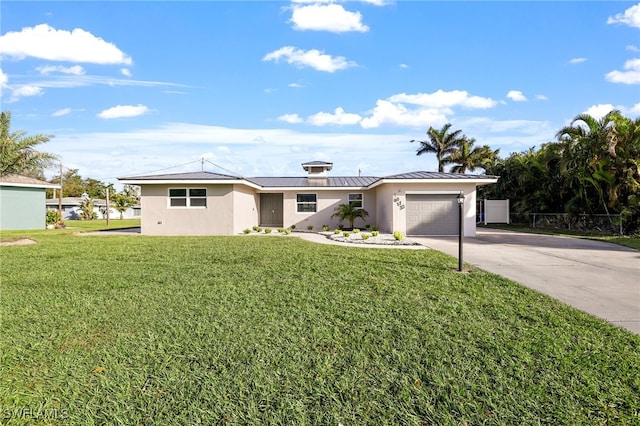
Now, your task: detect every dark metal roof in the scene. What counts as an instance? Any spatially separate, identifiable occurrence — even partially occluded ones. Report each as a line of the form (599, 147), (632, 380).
(119, 171), (241, 180)
(247, 176), (379, 188)
(383, 171), (498, 180)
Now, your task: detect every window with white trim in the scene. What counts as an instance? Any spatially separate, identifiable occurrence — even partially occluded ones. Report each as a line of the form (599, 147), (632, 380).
(349, 193), (363, 209)
(296, 193), (317, 213)
(169, 188), (207, 208)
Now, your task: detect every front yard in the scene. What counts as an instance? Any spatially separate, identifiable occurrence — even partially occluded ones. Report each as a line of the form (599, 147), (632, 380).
(1, 225), (638, 424)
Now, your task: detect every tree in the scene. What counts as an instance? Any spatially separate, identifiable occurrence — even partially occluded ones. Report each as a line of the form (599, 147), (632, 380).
(78, 196), (98, 220)
(48, 169), (108, 198)
(331, 203), (369, 229)
(111, 187), (138, 219)
(411, 123), (466, 172)
(448, 138), (498, 173)
(0, 111), (58, 177)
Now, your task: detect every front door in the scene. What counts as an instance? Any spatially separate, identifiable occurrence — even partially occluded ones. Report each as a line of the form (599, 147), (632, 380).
(260, 193), (283, 227)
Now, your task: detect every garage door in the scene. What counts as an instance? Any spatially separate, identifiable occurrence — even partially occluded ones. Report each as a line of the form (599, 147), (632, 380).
(406, 194), (458, 236)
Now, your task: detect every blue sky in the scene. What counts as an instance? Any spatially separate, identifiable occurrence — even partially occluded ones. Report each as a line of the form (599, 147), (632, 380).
(1, 1), (639, 186)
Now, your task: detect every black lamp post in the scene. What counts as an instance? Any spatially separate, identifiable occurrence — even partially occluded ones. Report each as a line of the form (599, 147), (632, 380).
(457, 193), (465, 272)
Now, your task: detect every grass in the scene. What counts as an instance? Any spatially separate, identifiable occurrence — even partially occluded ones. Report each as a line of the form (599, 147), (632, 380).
(1, 230), (639, 424)
(0, 219), (141, 242)
(480, 224), (640, 251)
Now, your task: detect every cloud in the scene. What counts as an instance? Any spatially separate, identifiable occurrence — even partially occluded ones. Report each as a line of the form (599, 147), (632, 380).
(388, 90), (498, 109)
(8, 85), (44, 102)
(506, 90), (527, 102)
(0, 24), (133, 64)
(605, 58), (640, 84)
(37, 65), (85, 75)
(0, 68), (7, 87)
(120, 68), (132, 77)
(98, 104), (149, 119)
(289, 3), (369, 33)
(52, 108), (72, 117)
(278, 113), (304, 124)
(360, 99), (449, 129)
(307, 107), (362, 126)
(607, 3), (640, 28)
(288, 82), (304, 88)
(627, 102), (640, 117)
(263, 46), (357, 72)
(569, 57), (587, 64)
(399, 63), (409, 69)
(536, 94), (549, 101)
(627, 45), (640, 52)
(583, 104), (615, 120)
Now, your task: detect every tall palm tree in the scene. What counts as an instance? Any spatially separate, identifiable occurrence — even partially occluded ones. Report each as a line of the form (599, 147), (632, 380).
(411, 123), (466, 172)
(0, 111), (58, 177)
(448, 138), (498, 173)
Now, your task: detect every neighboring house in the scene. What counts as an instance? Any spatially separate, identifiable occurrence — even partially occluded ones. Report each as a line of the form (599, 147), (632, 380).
(0, 174), (61, 231)
(119, 161), (498, 237)
(45, 197), (141, 220)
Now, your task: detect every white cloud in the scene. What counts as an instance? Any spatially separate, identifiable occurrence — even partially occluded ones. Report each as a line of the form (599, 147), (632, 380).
(288, 82), (304, 88)
(536, 94), (549, 101)
(607, 3), (640, 28)
(506, 90), (527, 102)
(52, 108), (72, 117)
(0, 68), (7, 87)
(627, 45), (640, 52)
(605, 58), (640, 84)
(569, 57), (587, 64)
(37, 65), (85, 75)
(0, 24), (133, 64)
(388, 90), (497, 109)
(11, 85), (43, 100)
(98, 104), (149, 119)
(263, 46), (357, 72)
(360, 99), (449, 129)
(289, 3), (369, 33)
(278, 113), (304, 124)
(307, 107), (362, 126)
(627, 102), (640, 117)
(583, 104), (615, 120)
(399, 63), (409, 69)
(120, 68), (132, 77)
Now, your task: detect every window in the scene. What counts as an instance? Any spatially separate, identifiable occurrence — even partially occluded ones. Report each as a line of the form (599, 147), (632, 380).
(296, 193), (317, 213)
(169, 188), (207, 208)
(349, 193), (363, 209)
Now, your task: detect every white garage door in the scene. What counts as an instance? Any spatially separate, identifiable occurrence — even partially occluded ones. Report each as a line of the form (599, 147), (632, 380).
(406, 194), (458, 236)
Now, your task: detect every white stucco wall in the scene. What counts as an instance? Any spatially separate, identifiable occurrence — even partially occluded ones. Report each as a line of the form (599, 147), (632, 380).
(139, 184), (234, 235)
(232, 184), (259, 234)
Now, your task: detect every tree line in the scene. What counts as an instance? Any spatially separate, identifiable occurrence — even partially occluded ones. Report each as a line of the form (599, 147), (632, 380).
(412, 111), (639, 234)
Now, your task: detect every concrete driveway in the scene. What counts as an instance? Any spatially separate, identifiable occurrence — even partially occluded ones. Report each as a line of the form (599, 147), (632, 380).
(414, 229), (640, 334)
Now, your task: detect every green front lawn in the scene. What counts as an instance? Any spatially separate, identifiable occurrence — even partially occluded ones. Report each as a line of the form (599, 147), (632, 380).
(1, 233), (638, 424)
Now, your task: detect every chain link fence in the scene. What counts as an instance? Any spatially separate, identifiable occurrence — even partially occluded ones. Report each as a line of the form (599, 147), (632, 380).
(506, 213), (624, 235)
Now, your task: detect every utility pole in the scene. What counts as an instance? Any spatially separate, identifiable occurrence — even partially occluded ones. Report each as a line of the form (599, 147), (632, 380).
(58, 163), (63, 217)
(201, 157), (205, 171)
(105, 186), (110, 226)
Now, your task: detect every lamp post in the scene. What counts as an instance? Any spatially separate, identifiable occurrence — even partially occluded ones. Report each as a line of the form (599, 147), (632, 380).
(457, 193), (465, 272)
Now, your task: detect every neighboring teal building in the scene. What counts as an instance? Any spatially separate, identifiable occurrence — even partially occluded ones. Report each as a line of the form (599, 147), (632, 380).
(0, 175), (60, 231)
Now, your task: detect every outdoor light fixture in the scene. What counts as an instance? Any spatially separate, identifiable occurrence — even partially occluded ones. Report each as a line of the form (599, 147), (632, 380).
(457, 193), (465, 272)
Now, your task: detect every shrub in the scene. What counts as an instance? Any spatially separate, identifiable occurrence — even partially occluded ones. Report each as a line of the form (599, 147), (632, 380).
(365, 224), (371, 229)
(322, 225), (330, 232)
(337, 224), (344, 230)
(284, 229), (291, 235)
(362, 233), (370, 240)
(256, 227), (263, 233)
(277, 228), (285, 233)
(252, 226), (259, 231)
(371, 230), (379, 237)
(353, 228), (360, 233)
(46, 210), (62, 226)
(264, 228), (272, 234)
(243, 228), (251, 234)
(343, 231), (350, 237)
(393, 231), (403, 241)
(334, 229), (341, 234)
(307, 225), (313, 231)
(370, 225), (378, 232)
(290, 224), (296, 230)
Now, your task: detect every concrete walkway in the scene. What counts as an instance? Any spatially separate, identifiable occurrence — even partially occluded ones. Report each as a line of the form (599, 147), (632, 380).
(413, 229), (640, 334)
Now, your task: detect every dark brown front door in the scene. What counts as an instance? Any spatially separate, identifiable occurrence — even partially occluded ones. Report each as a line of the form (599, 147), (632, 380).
(260, 193), (283, 227)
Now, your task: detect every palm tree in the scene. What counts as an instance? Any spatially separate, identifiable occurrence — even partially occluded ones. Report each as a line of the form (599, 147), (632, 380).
(411, 123), (466, 172)
(448, 138), (498, 173)
(331, 203), (369, 229)
(0, 111), (58, 177)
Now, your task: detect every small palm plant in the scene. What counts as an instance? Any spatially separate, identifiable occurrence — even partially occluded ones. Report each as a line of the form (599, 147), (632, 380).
(331, 203), (369, 230)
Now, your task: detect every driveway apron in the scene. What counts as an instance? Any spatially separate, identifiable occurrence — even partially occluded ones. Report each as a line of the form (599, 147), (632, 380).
(414, 229), (640, 334)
